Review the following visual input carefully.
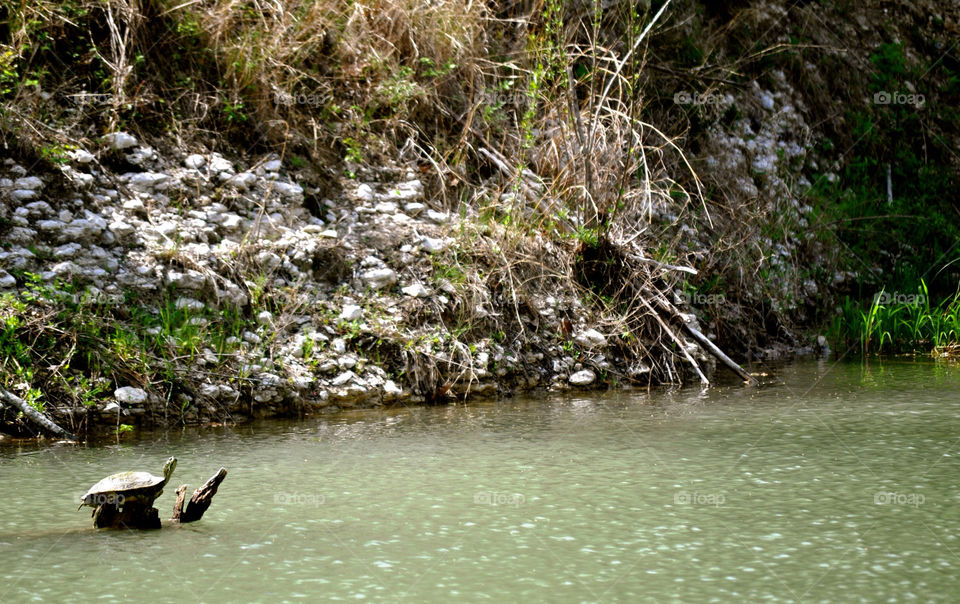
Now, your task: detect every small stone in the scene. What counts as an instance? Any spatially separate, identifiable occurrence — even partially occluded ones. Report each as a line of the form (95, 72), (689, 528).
(7, 227), (36, 243)
(165, 269), (206, 290)
(25, 201), (53, 216)
(403, 202), (426, 215)
(273, 181), (303, 198)
(383, 180), (423, 201)
(254, 251), (281, 271)
(340, 304), (363, 321)
(127, 172), (170, 191)
(401, 283), (431, 298)
(185, 154), (206, 169)
(332, 371), (358, 386)
(293, 375), (314, 389)
(36, 219), (62, 234)
(243, 331), (262, 345)
(70, 149), (96, 164)
(208, 155), (234, 174)
(361, 268), (398, 290)
(426, 209), (448, 224)
(109, 219), (136, 240)
(227, 172), (257, 190)
(115, 386), (148, 405)
(259, 373), (282, 387)
(103, 131), (138, 150)
(355, 183), (375, 202)
(175, 297), (204, 310)
(10, 190), (37, 201)
(574, 328), (606, 348)
(123, 198), (145, 212)
(53, 243), (82, 259)
(0, 270), (16, 288)
(257, 310), (274, 325)
(332, 338), (347, 353)
(14, 176), (43, 190)
(220, 213), (243, 231)
(383, 380), (403, 397)
(263, 159), (282, 172)
(568, 369), (596, 386)
(419, 237), (448, 253)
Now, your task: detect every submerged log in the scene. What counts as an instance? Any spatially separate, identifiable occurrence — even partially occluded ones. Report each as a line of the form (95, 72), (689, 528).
(171, 467), (228, 523)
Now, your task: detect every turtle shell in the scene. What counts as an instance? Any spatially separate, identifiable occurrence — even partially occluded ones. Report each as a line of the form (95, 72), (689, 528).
(79, 457), (176, 509)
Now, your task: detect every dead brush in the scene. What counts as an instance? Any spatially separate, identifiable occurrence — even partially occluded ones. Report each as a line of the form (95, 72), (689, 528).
(454, 0), (754, 385)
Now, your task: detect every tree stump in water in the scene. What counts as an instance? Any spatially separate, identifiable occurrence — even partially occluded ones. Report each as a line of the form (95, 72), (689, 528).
(171, 467), (228, 523)
(93, 501), (162, 530)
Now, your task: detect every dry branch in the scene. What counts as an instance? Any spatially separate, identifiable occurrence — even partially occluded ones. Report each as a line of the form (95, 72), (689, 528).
(683, 324), (759, 386)
(0, 388), (76, 440)
(171, 467), (228, 523)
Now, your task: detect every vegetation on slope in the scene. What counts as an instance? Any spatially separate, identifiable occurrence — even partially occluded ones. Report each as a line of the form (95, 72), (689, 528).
(0, 0), (958, 435)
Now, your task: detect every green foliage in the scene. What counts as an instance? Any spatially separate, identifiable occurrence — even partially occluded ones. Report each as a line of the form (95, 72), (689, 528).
(376, 65), (421, 109)
(574, 226), (599, 248)
(221, 99), (248, 124)
(0, 49), (20, 96)
(869, 43), (909, 90)
(829, 280), (960, 354)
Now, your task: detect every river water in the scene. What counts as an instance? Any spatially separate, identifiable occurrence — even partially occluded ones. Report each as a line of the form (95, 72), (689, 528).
(2, 359), (959, 602)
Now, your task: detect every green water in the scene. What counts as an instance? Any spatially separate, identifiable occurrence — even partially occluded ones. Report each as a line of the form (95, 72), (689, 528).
(2, 359), (960, 602)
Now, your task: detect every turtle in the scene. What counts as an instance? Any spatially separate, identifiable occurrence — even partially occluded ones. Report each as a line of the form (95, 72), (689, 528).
(78, 456), (177, 512)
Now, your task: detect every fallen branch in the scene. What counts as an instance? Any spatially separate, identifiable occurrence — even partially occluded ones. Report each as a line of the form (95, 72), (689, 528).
(645, 291), (758, 386)
(635, 255), (698, 275)
(172, 467), (228, 523)
(682, 323), (759, 386)
(639, 298), (710, 385)
(0, 387), (76, 440)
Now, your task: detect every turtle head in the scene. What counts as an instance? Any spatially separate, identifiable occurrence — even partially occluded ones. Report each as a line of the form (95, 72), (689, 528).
(162, 457), (177, 482)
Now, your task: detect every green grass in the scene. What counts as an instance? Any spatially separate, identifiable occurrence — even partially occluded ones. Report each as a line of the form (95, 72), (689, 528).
(0, 273), (256, 416)
(829, 280), (960, 355)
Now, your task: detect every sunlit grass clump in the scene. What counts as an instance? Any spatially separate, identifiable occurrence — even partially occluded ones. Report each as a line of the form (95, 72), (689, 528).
(830, 280), (960, 355)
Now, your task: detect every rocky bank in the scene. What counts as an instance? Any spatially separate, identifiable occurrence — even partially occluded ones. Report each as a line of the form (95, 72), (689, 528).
(0, 131), (725, 435)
